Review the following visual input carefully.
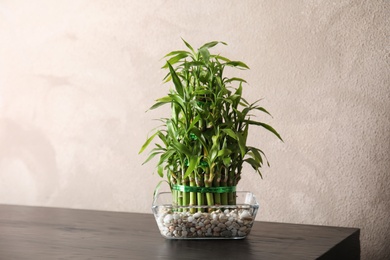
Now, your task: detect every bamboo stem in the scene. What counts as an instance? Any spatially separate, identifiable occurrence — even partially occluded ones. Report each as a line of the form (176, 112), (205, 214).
(195, 172), (205, 212)
(197, 193), (204, 212)
(189, 176), (197, 213)
(205, 168), (214, 211)
(220, 167), (228, 205)
(213, 176), (221, 206)
(228, 166), (236, 205)
(182, 177), (190, 209)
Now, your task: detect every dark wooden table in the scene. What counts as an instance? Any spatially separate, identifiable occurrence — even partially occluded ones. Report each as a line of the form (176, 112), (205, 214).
(0, 204), (360, 259)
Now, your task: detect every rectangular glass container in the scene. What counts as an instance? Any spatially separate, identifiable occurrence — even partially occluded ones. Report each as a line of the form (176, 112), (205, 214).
(152, 191), (259, 239)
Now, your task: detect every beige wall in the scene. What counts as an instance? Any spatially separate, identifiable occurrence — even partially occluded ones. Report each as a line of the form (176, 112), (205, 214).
(0, 1), (389, 259)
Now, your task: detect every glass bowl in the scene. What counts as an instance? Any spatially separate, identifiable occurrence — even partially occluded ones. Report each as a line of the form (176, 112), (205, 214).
(152, 191), (259, 239)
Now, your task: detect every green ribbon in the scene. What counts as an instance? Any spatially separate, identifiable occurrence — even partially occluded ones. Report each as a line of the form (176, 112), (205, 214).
(171, 185), (236, 193)
(189, 133), (198, 141)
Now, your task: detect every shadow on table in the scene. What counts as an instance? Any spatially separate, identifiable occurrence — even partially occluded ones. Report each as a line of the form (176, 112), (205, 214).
(156, 238), (274, 259)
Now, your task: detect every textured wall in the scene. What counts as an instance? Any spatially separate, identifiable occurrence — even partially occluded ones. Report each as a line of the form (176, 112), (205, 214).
(0, 1), (389, 259)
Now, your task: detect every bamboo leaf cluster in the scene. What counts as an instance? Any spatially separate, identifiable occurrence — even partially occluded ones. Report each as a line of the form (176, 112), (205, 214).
(140, 39), (282, 211)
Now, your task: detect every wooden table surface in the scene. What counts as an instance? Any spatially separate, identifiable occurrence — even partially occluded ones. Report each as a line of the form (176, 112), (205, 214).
(0, 204), (360, 260)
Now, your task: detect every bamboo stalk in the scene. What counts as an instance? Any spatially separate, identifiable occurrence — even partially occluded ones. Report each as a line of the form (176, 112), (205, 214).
(213, 174), (221, 206)
(228, 166), (236, 205)
(189, 175), (197, 213)
(197, 193), (205, 212)
(176, 174), (183, 211)
(221, 167), (228, 205)
(182, 177), (190, 210)
(195, 172), (205, 212)
(205, 168), (215, 212)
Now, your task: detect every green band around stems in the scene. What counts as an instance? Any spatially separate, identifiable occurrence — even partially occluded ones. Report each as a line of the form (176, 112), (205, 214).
(171, 185), (236, 193)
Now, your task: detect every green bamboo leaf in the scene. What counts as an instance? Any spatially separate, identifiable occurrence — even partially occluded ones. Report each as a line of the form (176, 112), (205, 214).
(162, 73), (172, 83)
(246, 120), (283, 141)
(148, 102), (169, 111)
(157, 149), (176, 167)
(247, 147), (263, 165)
(233, 84), (242, 108)
(184, 156), (198, 178)
(169, 94), (186, 113)
(212, 55), (231, 62)
(209, 147), (218, 162)
(247, 100), (272, 117)
(142, 151), (162, 165)
(172, 140), (192, 157)
(188, 115), (201, 129)
(242, 122), (249, 143)
(199, 47), (210, 62)
(244, 158), (260, 169)
(208, 134), (220, 162)
(253, 106), (272, 116)
(163, 50), (191, 58)
(232, 108), (244, 123)
(181, 38), (195, 54)
(162, 53), (189, 69)
(235, 132), (247, 157)
(257, 168), (263, 179)
(166, 120), (177, 139)
(139, 131), (159, 154)
(257, 148), (270, 167)
(148, 96), (172, 110)
(183, 61), (205, 68)
(224, 77), (247, 84)
(157, 164), (164, 177)
(240, 97), (250, 107)
(221, 129), (237, 140)
(217, 148), (232, 157)
(194, 89), (213, 95)
(200, 41), (227, 50)
(222, 157), (231, 167)
(167, 62), (184, 97)
(225, 61), (250, 69)
(157, 132), (167, 145)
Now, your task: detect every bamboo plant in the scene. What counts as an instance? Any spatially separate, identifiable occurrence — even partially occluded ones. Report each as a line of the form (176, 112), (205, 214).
(140, 39), (282, 212)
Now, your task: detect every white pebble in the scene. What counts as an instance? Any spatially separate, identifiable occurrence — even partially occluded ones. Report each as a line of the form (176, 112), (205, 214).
(239, 210), (252, 220)
(158, 215), (165, 223)
(164, 214), (173, 224)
